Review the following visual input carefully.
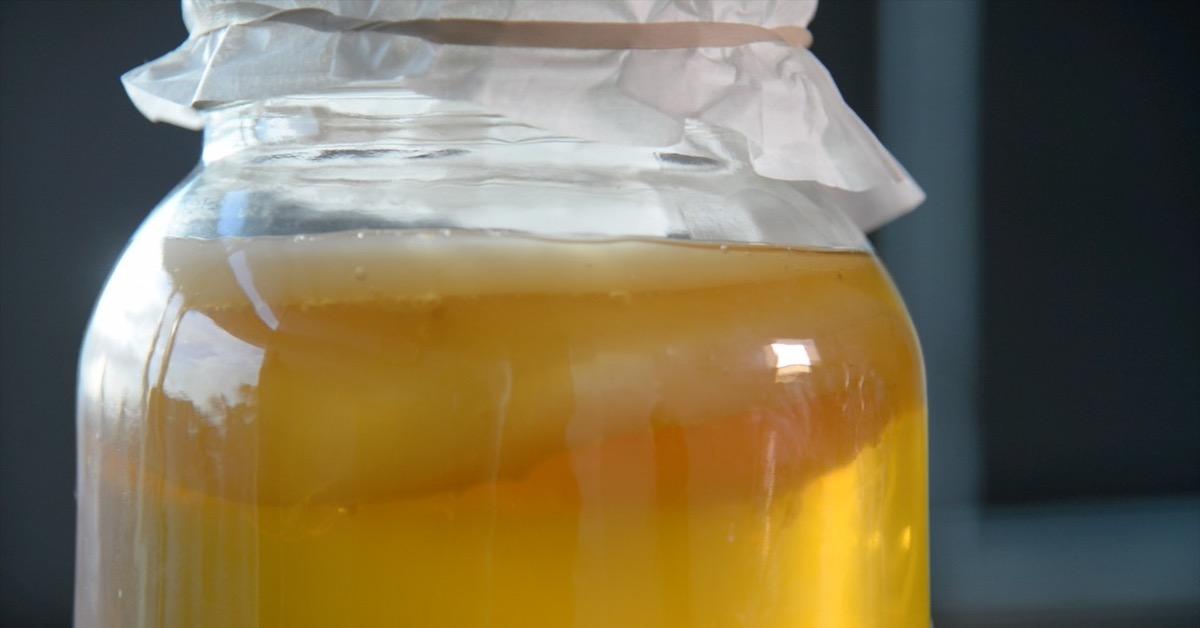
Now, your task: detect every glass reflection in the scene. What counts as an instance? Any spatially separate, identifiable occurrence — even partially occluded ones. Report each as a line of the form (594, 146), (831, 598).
(161, 310), (264, 425)
(768, 339), (820, 382)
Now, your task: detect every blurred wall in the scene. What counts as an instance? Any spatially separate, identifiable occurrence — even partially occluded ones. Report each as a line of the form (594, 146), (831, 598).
(978, 0), (1198, 503)
(2, 3), (195, 625)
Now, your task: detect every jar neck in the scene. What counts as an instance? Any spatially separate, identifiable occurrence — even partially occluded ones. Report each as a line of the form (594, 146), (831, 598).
(200, 90), (750, 175)
(190, 90), (867, 251)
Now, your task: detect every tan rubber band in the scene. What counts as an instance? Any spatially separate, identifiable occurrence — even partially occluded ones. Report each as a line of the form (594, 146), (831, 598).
(269, 10), (813, 50)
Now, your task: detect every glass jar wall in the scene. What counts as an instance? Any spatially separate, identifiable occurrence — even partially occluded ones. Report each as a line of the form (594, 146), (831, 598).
(76, 93), (928, 627)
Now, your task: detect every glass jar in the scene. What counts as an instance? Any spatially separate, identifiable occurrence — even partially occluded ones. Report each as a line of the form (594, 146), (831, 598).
(76, 89), (928, 627)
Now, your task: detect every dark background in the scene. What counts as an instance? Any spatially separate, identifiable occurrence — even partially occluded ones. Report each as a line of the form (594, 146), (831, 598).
(2, 1), (1197, 626)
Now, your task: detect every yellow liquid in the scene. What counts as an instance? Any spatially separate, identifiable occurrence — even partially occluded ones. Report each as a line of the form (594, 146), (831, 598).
(79, 233), (928, 627)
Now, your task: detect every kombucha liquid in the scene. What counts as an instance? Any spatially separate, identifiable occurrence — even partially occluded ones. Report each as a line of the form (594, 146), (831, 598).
(78, 232), (928, 627)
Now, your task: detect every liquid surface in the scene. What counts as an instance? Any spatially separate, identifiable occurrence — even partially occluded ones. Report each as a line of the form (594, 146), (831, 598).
(77, 232), (928, 627)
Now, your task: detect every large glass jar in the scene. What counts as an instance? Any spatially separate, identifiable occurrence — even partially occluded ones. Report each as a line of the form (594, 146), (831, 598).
(76, 90), (928, 627)
(78, 1), (928, 625)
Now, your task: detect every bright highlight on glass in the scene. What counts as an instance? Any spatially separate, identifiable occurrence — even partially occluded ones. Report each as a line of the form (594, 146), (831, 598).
(769, 339), (818, 381)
